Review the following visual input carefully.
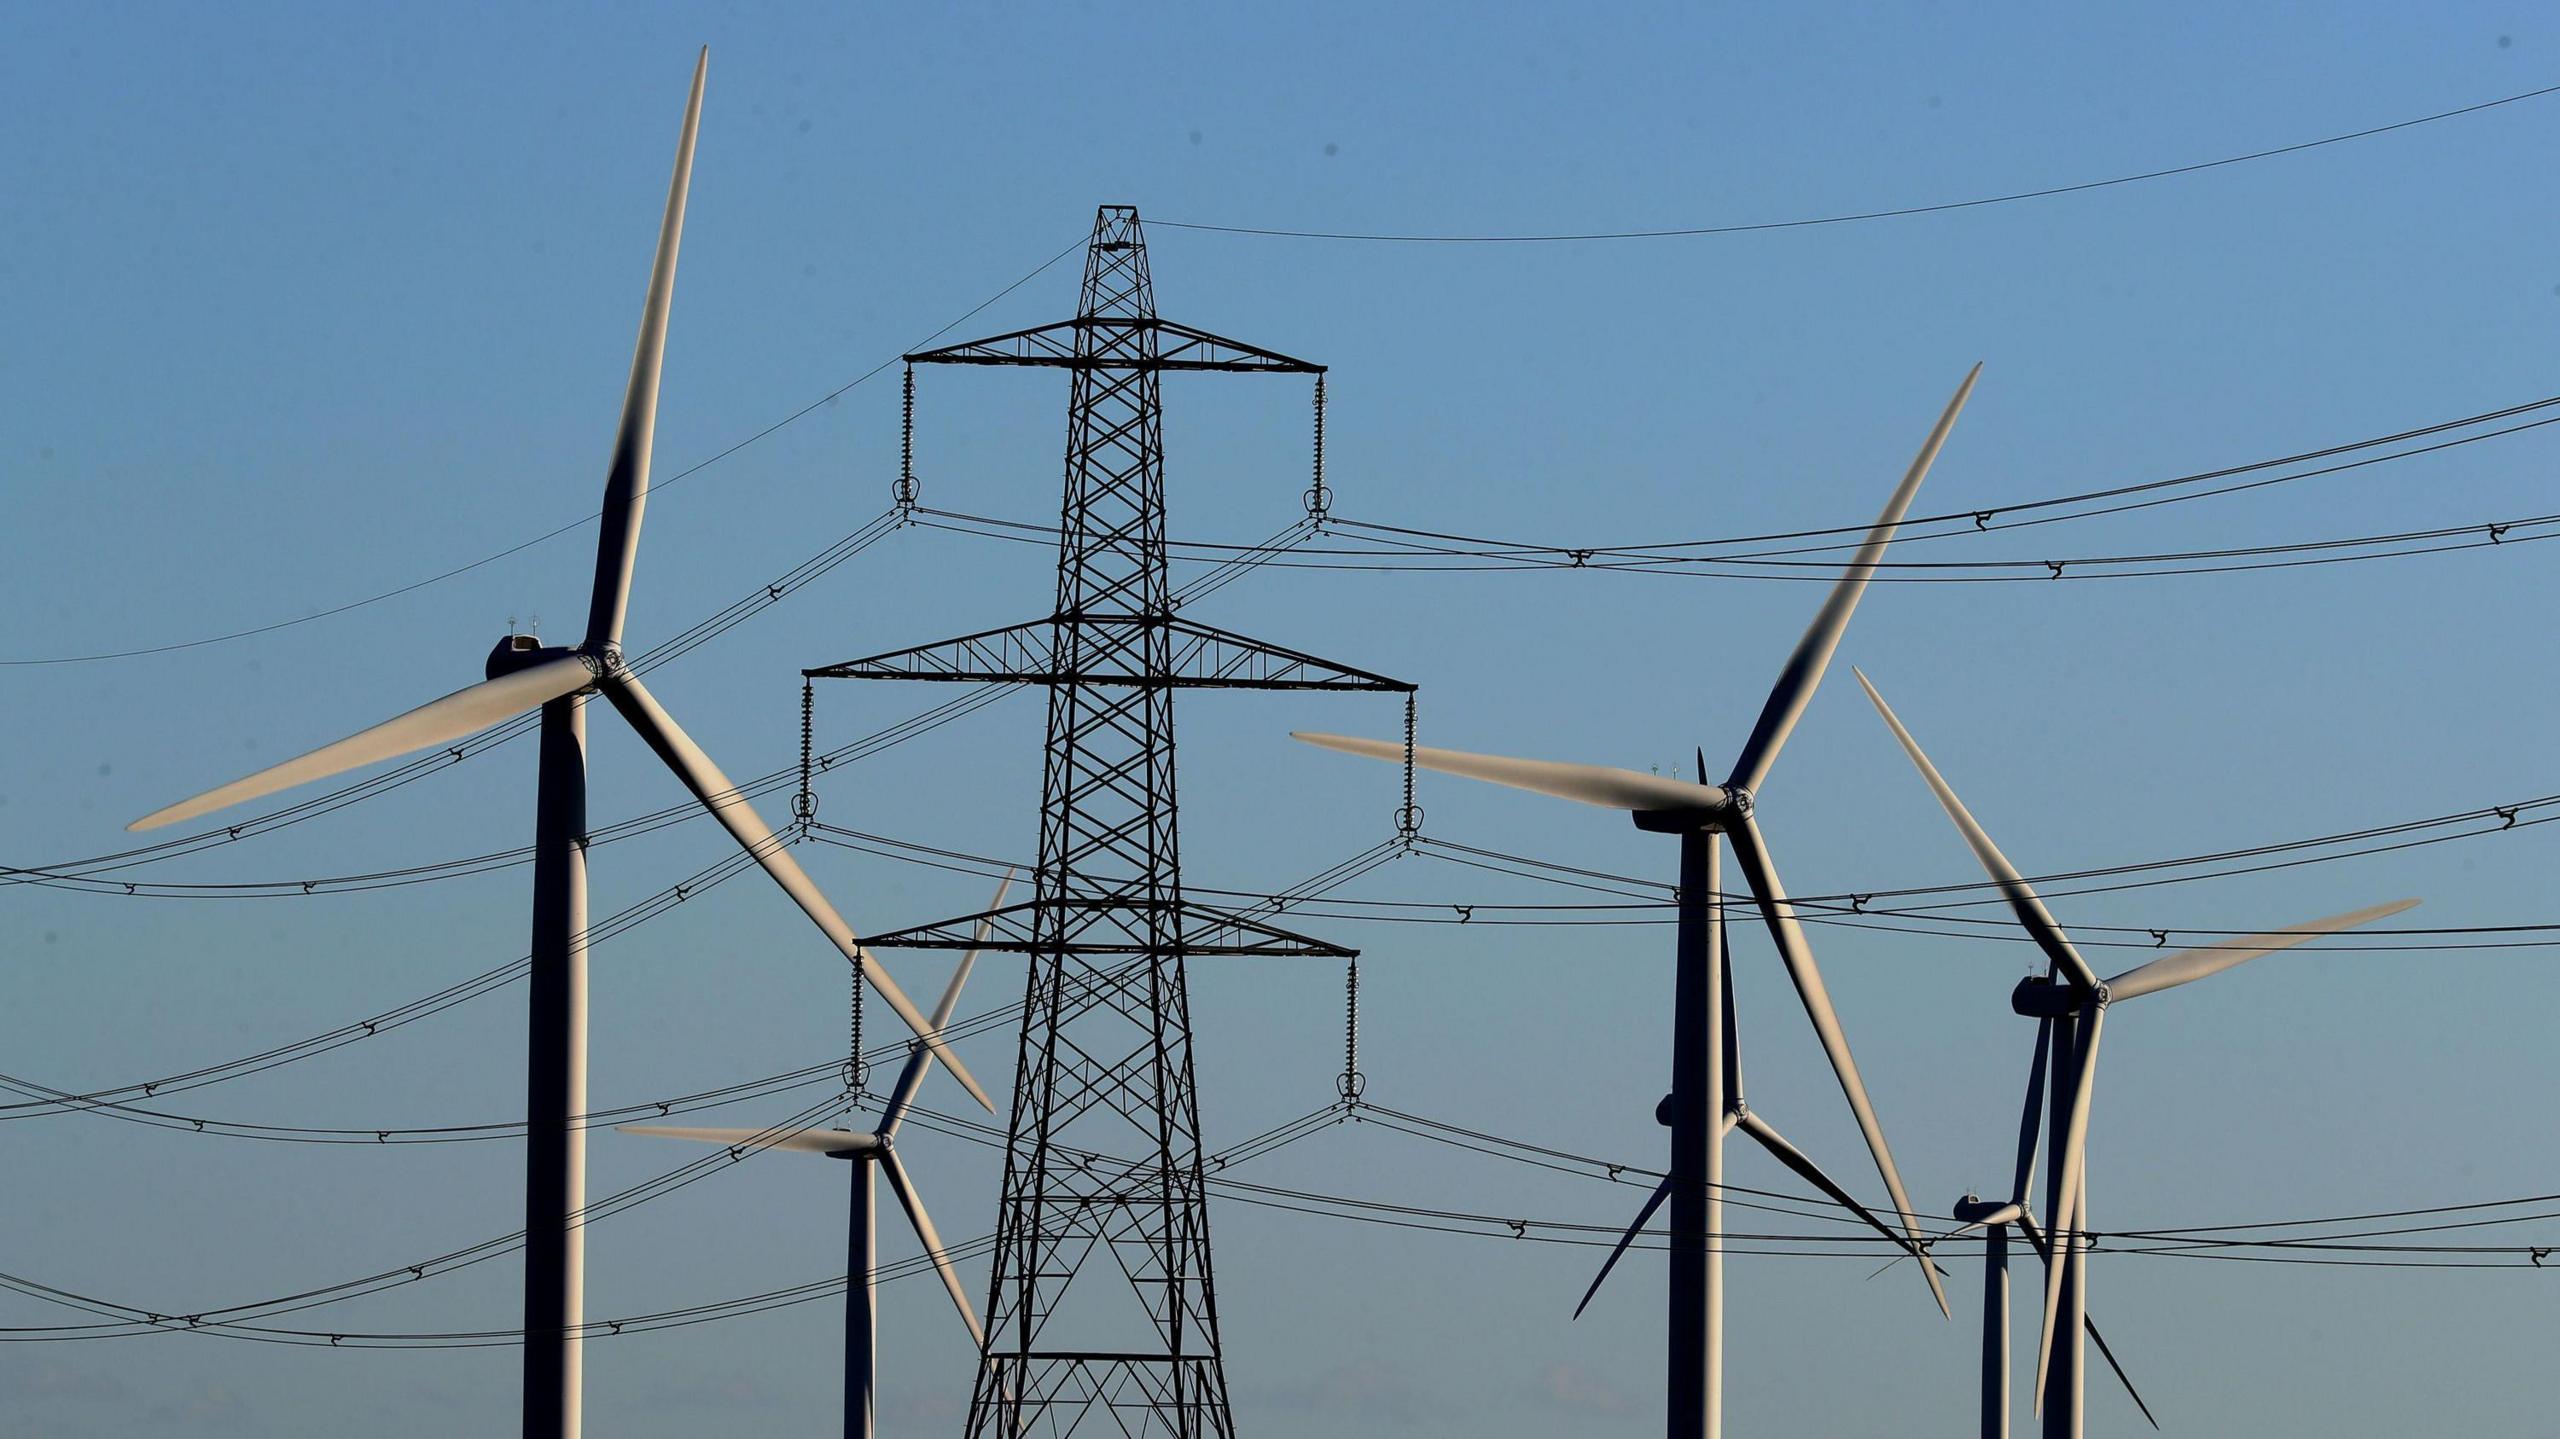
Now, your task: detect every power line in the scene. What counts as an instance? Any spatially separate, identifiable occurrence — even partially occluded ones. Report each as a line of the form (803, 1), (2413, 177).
(1336, 392), (2560, 556)
(24, 80), (2554, 658)
(1155, 82), (2560, 244)
(0, 237), (1086, 669)
(11, 1090), (2547, 1349)
(4, 774), (2549, 1131)
(922, 506), (2560, 585)
(895, 1099), (2560, 1270)
(0, 847), (1405, 1343)
(1408, 785), (2560, 918)
(0, 1102), (1353, 1347)
(0, 1089), (895, 1344)
(14, 373), (2549, 892)
(8, 682), (1025, 901)
(0, 831), (1395, 1135)
(3, 509), (920, 886)
(909, 380), (2560, 583)
(931, 387), (2560, 562)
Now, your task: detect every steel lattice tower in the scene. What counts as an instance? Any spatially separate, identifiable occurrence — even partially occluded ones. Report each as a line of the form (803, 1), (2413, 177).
(809, 205), (1408, 1436)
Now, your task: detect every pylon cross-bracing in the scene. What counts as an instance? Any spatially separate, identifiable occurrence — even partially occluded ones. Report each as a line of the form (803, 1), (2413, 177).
(809, 205), (1409, 1437)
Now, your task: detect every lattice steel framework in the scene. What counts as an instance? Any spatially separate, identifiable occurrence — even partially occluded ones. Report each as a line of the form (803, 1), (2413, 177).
(809, 206), (1407, 1437)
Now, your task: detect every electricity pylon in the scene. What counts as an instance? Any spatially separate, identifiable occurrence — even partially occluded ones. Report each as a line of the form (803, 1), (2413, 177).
(809, 204), (1408, 1436)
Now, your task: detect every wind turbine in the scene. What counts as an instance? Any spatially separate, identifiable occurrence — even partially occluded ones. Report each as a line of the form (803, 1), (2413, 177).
(1567, 909), (1948, 1314)
(124, 51), (989, 1439)
(1294, 366), (1982, 1439)
(623, 873), (1009, 1439)
(1941, 1015), (2157, 1437)
(1853, 668), (2416, 1438)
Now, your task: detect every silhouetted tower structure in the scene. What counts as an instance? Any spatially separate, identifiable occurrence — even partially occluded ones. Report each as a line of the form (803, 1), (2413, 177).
(808, 205), (1408, 1436)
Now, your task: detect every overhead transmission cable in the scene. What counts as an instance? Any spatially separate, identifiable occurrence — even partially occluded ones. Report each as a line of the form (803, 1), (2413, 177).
(2, 236), (1088, 668)
(11, 1089), (2549, 1348)
(0, 846), (1403, 1342)
(3, 508), (938, 887)
(14, 376), (2550, 891)
(933, 386), (2560, 563)
(0, 1101), (1350, 1348)
(920, 502), (2560, 585)
(7, 771), (2554, 1130)
(1155, 81), (2560, 243)
(1338, 392), (2560, 555)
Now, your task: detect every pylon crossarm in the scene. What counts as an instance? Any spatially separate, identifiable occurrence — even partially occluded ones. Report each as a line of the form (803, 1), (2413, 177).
(864, 897), (1357, 959)
(806, 618), (1056, 682)
(810, 616), (1409, 692)
(908, 316), (1322, 374)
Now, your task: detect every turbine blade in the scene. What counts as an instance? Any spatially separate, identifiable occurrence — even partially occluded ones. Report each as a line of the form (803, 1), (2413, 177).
(1572, 1178), (1672, 1320)
(935, 869), (1012, 1028)
(2033, 1006), (2105, 1408)
(1720, 913), (1743, 1105)
(1725, 365), (1980, 795)
(1724, 814), (1947, 1318)
(615, 1123), (871, 1156)
(2104, 898), (2419, 1002)
(601, 672), (992, 1112)
(129, 655), (592, 832)
(1860, 1252), (1960, 1283)
(583, 48), (707, 654)
(1850, 668), (2102, 992)
(882, 869), (1014, 1137)
(2010, 1017), (2052, 1207)
(1291, 732), (1725, 816)
(2006, 1212), (2155, 1426)
(880, 1149), (984, 1346)
(1736, 1109), (1943, 1313)
(1940, 1203), (2023, 1243)
(2015, 1208), (2050, 1257)
(2086, 1314), (2161, 1430)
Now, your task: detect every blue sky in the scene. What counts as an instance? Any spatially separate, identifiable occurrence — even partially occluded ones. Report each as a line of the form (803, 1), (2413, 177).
(7, 4), (2560, 1434)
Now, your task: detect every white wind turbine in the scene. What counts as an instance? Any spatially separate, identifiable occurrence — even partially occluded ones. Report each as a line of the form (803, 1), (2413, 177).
(1940, 1013), (2157, 1437)
(622, 872), (1010, 1439)
(125, 51), (989, 1439)
(1295, 366), (1982, 1439)
(1853, 669), (2415, 1438)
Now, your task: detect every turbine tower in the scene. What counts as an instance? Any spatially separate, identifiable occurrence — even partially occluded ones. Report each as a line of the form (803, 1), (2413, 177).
(1942, 1017), (2156, 1438)
(1293, 366), (1980, 1439)
(125, 53), (986, 1439)
(622, 874), (1009, 1439)
(1854, 669), (2414, 1438)
(805, 205), (1409, 1436)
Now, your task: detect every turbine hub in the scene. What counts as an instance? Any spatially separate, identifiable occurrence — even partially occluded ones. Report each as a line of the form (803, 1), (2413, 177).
(1722, 785), (1754, 820)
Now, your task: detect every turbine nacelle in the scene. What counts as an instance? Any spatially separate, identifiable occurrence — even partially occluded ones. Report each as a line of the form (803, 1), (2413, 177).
(485, 633), (593, 682)
(821, 1131), (887, 1159)
(1629, 784), (1750, 834)
(1951, 1194), (2024, 1228)
(2010, 974), (2099, 1019)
